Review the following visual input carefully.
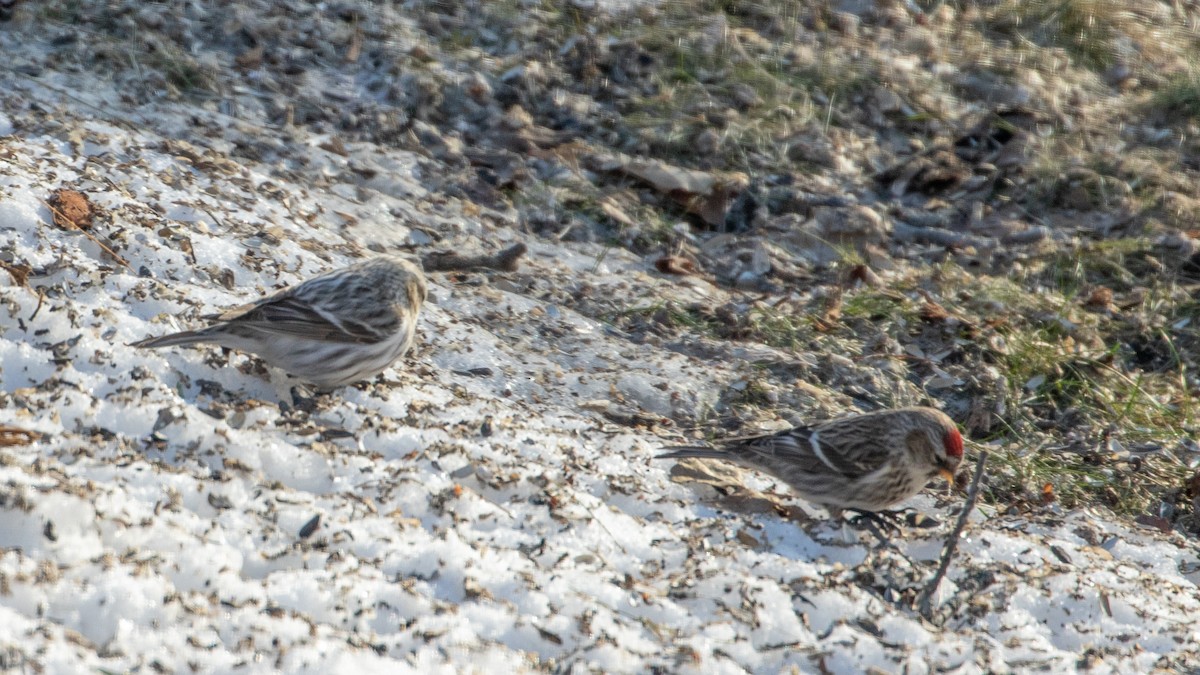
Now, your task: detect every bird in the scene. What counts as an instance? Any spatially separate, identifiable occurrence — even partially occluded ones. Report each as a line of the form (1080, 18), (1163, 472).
(132, 255), (427, 389)
(658, 406), (963, 521)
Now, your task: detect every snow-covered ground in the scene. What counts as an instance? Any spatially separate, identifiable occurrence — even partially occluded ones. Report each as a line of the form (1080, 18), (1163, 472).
(2, 57), (1200, 675)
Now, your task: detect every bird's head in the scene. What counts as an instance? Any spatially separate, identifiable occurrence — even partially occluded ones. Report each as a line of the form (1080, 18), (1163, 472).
(382, 256), (427, 315)
(904, 409), (964, 483)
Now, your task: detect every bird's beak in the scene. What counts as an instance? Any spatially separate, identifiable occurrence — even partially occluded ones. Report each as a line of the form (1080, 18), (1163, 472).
(938, 467), (957, 483)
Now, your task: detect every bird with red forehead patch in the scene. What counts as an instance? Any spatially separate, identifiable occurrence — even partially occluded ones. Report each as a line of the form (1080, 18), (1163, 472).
(659, 406), (964, 521)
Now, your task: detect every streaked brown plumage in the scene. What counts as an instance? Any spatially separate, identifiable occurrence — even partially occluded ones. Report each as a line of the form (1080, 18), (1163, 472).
(132, 255), (426, 388)
(659, 406), (963, 518)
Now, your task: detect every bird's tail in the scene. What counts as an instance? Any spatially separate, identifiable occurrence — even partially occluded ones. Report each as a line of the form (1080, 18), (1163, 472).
(656, 446), (728, 461)
(129, 328), (212, 349)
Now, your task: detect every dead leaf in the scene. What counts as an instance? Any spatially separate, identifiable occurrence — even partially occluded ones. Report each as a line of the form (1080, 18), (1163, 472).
(1049, 544), (1072, 565)
(42, 190), (129, 268)
(178, 236), (196, 264)
(0, 259), (30, 286)
(1084, 286), (1115, 312)
(1187, 469), (1200, 500)
(345, 26), (363, 63)
(1134, 514), (1171, 533)
(48, 189), (93, 230)
(298, 514), (321, 539)
(917, 290), (952, 322)
(735, 528), (763, 548)
(591, 153), (748, 227)
(598, 197), (635, 228)
(319, 137), (348, 156)
(654, 255), (695, 275)
(820, 289), (843, 325)
(811, 289), (842, 332)
(235, 45), (264, 70)
(920, 300), (950, 322)
(846, 263), (883, 288)
(1041, 482), (1056, 505)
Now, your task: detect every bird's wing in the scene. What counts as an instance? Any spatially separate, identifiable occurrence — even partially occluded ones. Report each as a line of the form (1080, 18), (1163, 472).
(205, 293), (386, 343)
(734, 426), (886, 479)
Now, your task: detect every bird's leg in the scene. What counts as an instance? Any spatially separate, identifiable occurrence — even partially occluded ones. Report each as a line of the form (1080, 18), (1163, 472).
(850, 507), (942, 530)
(824, 508), (897, 547)
(855, 517), (893, 549)
(844, 509), (905, 536)
(842, 510), (926, 568)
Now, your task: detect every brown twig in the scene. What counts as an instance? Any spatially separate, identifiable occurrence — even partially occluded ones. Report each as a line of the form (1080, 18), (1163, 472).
(918, 450), (988, 620)
(0, 425), (39, 447)
(29, 287), (45, 321)
(421, 242), (527, 273)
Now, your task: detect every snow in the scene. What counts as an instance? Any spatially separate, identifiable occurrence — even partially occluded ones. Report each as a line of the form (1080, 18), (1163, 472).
(0, 49), (1199, 675)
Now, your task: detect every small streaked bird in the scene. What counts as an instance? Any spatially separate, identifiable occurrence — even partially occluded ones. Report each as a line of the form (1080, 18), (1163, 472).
(132, 255), (427, 389)
(659, 406), (963, 520)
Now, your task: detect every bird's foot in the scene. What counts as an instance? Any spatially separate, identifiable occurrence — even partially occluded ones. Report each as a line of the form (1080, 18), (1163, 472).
(845, 508), (909, 535)
(842, 509), (924, 548)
